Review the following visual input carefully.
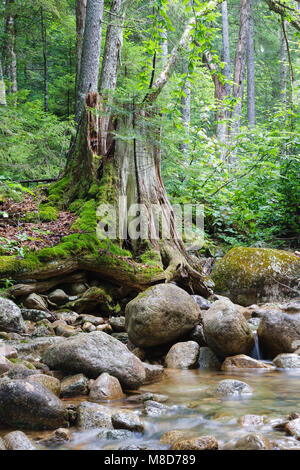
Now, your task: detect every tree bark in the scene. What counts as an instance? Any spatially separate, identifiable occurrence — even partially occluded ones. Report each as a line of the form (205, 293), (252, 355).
(41, 8), (48, 113)
(0, 58), (6, 106)
(75, 0), (87, 101)
(160, 27), (168, 63)
(265, 0), (300, 31)
(75, 0), (104, 124)
(221, 0), (231, 97)
(280, 19), (288, 107)
(230, 0), (251, 135)
(180, 65), (191, 155)
(3, 0), (17, 96)
(247, 0), (255, 127)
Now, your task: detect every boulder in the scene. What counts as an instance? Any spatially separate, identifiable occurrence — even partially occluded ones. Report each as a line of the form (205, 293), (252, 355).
(223, 432), (273, 450)
(43, 331), (146, 389)
(211, 247), (300, 305)
(125, 284), (200, 347)
(24, 293), (48, 311)
(97, 429), (134, 441)
(144, 400), (170, 416)
(109, 316), (126, 332)
(202, 299), (254, 358)
(221, 354), (274, 371)
(27, 374), (61, 396)
(112, 411), (144, 433)
(165, 341), (200, 369)
(191, 295), (212, 310)
(198, 347), (221, 370)
(6, 336), (63, 362)
(3, 431), (37, 450)
(0, 297), (26, 333)
(127, 392), (168, 404)
(0, 379), (68, 429)
(60, 373), (89, 397)
(48, 289), (69, 306)
(239, 414), (266, 427)
(89, 372), (124, 401)
(0, 437), (5, 450)
(143, 363), (165, 384)
(215, 379), (253, 398)
(0, 345), (17, 359)
(0, 354), (13, 374)
(171, 436), (218, 450)
(285, 418), (300, 439)
(21, 309), (52, 322)
(39, 428), (71, 446)
(6, 364), (39, 379)
(258, 312), (300, 358)
(76, 401), (112, 429)
(273, 353), (300, 369)
(160, 430), (190, 445)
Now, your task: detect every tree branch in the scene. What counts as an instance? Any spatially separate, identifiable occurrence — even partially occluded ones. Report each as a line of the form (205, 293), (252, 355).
(265, 0), (300, 31)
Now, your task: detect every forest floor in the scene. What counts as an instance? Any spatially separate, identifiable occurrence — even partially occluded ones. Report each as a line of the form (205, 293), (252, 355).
(0, 193), (77, 255)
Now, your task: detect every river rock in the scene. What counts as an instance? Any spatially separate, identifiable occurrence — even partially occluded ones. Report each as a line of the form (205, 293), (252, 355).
(258, 311), (300, 358)
(74, 314), (104, 326)
(215, 379), (253, 398)
(239, 414), (266, 427)
(32, 319), (55, 337)
(125, 284), (200, 347)
(285, 418), (300, 439)
(191, 295), (212, 310)
(112, 411), (144, 433)
(198, 347), (221, 370)
(202, 298), (254, 358)
(27, 374), (61, 396)
(6, 364), (39, 379)
(39, 428), (71, 446)
(24, 293), (48, 311)
(188, 324), (207, 346)
(211, 247), (300, 305)
(48, 289), (69, 306)
(127, 392), (168, 404)
(221, 354), (274, 371)
(165, 341), (200, 369)
(21, 308), (53, 322)
(6, 336), (63, 362)
(0, 379), (68, 429)
(144, 400), (170, 416)
(0, 354), (13, 374)
(143, 363), (165, 384)
(89, 372), (124, 401)
(109, 316), (126, 332)
(160, 430), (190, 445)
(223, 432), (274, 450)
(76, 401), (112, 429)
(43, 331), (145, 389)
(3, 431), (37, 450)
(171, 435), (218, 450)
(273, 353), (300, 369)
(0, 345), (17, 359)
(61, 373), (89, 397)
(56, 311), (79, 324)
(0, 437), (5, 450)
(0, 297), (26, 333)
(97, 429), (134, 441)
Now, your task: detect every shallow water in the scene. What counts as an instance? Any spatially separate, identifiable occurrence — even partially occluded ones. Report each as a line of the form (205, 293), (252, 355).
(55, 368), (300, 450)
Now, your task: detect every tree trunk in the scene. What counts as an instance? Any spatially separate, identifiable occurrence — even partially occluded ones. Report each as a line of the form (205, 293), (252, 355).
(75, 0), (104, 124)
(41, 8), (48, 113)
(75, 0), (87, 101)
(230, 0), (251, 135)
(247, 0), (255, 127)
(0, 58), (6, 106)
(280, 19), (288, 107)
(221, 0), (231, 97)
(180, 65), (191, 155)
(3, 0), (17, 96)
(160, 27), (168, 63)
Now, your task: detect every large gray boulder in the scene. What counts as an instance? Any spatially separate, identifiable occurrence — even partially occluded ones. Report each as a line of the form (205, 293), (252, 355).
(125, 284), (200, 347)
(0, 297), (26, 333)
(258, 311), (300, 358)
(165, 341), (200, 369)
(202, 298), (254, 358)
(3, 431), (37, 450)
(43, 331), (146, 389)
(0, 379), (68, 429)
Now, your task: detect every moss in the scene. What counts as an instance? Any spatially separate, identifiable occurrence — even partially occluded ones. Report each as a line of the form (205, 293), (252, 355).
(23, 211), (39, 223)
(0, 254), (41, 279)
(96, 161), (117, 205)
(69, 199), (85, 214)
(211, 246), (300, 292)
(71, 199), (97, 232)
(48, 176), (71, 207)
(88, 183), (99, 197)
(38, 205), (58, 222)
(139, 249), (162, 267)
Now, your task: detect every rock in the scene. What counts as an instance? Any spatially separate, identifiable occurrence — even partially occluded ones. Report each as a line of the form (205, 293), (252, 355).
(143, 363), (165, 384)
(0, 345), (17, 359)
(56, 311), (79, 324)
(27, 374), (61, 396)
(125, 284), (200, 347)
(165, 341), (200, 369)
(112, 411), (144, 433)
(211, 247), (300, 305)
(82, 321), (96, 332)
(215, 379), (253, 398)
(258, 311), (300, 357)
(273, 353), (300, 369)
(111, 332), (128, 343)
(109, 316), (126, 332)
(43, 331), (146, 389)
(221, 354), (274, 371)
(96, 323), (113, 333)
(55, 324), (79, 337)
(188, 324), (207, 346)
(21, 309), (53, 322)
(68, 282), (88, 296)
(48, 289), (69, 306)
(74, 314), (104, 326)
(89, 372), (124, 401)
(0, 437), (5, 450)
(0, 379), (68, 429)
(6, 336), (63, 362)
(191, 295), (212, 310)
(0, 354), (13, 374)
(97, 429), (134, 441)
(66, 286), (116, 314)
(24, 293), (48, 311)
(32, 319), (55, 337)
(6, 364), (39, 379)
(285, 418), (300, 439)
(160, 430), (190, 445)
(144, 400), (170, 416)
(61, 373), (89, 397)
(282, 299), (300, 314)
(202, 299), (254, 358)
(127, 392), (168, 404)
(171, 436), (218, 450)
(223, 432), (273, 450)
(239, 415), (266, 427)
(39, 428), (71, 446)
(76, 401), (112, 429)
(198, 347), (221, 370)
(3, 431), (37, 450)
(0, 297), (26, 333)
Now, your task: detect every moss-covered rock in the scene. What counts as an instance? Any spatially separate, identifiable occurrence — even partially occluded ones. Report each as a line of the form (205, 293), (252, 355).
(38, 205), (58, 222)
(211, 247), (300, 306)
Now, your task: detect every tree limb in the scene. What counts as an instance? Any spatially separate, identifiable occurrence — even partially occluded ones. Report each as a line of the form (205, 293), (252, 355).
(265, 0), (300, 31)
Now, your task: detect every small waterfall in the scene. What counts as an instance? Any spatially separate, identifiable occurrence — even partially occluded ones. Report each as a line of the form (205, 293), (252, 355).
(251, 331), (261, 360)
